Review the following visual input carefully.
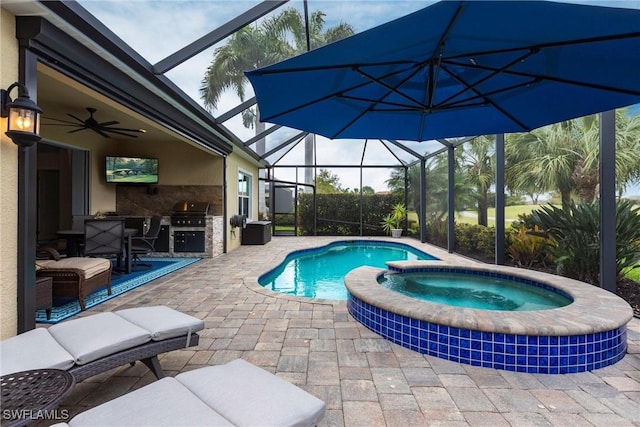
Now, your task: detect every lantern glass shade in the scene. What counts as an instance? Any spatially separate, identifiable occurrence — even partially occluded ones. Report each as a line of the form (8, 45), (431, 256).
(7, 106), (40, 135)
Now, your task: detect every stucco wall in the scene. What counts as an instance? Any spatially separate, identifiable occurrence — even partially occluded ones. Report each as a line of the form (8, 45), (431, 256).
(1, 9), (19, 338)
(226, 152), (260, 252)
(40, 126), (225, 215)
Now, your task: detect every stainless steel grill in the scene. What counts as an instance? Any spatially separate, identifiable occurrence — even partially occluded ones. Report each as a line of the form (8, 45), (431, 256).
(170, 201), (209, 227)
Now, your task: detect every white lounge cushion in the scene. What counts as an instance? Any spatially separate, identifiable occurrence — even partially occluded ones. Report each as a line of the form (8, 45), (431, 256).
(115, 306), (205, 341)
(0, 328), (74, 375)
(36, 257), (111, 279)
(48, 312), (150, 365)
(177, 359), (326, 427)
(67, 377), (233, 426)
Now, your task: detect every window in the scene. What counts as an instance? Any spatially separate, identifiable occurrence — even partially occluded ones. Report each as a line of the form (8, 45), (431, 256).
(238, 171), (252, 218)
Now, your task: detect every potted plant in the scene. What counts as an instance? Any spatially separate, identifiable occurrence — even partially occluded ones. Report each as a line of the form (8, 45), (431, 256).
(381, 203), (406, 238)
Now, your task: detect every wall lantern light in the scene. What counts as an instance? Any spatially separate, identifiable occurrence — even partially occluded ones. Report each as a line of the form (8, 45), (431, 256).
(1, 82), (43, 147)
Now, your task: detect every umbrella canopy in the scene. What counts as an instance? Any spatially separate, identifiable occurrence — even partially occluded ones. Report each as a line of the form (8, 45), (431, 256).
(246, 1), (640, 141)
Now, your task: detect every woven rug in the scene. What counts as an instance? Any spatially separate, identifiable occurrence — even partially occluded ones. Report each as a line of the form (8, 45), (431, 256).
(36, 257), (200, 324)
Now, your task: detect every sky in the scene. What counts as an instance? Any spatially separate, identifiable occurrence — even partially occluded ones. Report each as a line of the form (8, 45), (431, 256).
(77, 0), (640, 194)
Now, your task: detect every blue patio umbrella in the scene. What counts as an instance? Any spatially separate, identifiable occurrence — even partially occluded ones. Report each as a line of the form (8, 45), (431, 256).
(246, 1), (640, 141)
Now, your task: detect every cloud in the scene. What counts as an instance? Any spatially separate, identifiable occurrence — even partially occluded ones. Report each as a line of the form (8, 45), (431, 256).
(76, 0), (640, 192)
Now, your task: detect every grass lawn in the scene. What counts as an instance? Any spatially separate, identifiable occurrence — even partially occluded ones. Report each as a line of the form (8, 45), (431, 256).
(457, 204), (541, 226)
(624, 264), (640, 282)
(407, 205), (541, 227)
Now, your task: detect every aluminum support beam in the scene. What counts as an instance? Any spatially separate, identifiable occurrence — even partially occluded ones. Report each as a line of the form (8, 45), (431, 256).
(215, 97), (256, 124)
(153, 1), (288, 73)
(495, 133), (505, 265)
(599, 110), (616, 293)
(420, 158), (428, 243)
(447, 146), (455, 253)
(244, 125), (282, 148)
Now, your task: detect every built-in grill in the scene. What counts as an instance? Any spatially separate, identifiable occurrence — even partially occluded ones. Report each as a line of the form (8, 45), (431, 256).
(171, 201), (210, 227)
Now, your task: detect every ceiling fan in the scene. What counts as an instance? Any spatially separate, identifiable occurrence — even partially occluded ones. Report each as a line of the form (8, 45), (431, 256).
(45, 107), (146, 138)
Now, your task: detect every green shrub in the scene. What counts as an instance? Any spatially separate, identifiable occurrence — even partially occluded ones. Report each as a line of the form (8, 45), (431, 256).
(507, 225), (553, 268)
(424, 217), (448, 248)
(529, 199), (640, 285)
(298, 193), (402, 236)
(455, 223), (495, 260)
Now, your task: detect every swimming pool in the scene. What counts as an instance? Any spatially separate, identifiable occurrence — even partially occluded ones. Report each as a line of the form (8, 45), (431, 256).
(258, 240), (437, 299)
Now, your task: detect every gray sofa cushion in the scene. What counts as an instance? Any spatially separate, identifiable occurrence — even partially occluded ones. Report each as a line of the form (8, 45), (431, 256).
(48, 312), (150, 365)
(68, 377), (233, 426)
(115, 306), (204, 341)
(177, 359), (326, 427)
(0, 328), (74, 375)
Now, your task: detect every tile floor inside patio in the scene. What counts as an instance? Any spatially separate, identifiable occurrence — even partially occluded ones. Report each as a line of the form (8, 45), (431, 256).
(43, 237), (640, 426)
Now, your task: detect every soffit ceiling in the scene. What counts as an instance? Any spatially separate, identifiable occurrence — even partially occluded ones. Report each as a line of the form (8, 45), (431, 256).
(37, 66), (185, 146)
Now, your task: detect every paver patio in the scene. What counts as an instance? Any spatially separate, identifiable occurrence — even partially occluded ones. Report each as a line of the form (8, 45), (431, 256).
(43, 237), (640, 426)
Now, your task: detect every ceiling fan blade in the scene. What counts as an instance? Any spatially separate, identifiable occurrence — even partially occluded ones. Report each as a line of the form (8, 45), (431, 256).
(103, 129), (140, 138)
(103, 126), (146, 133)
(44, 123), (85, 128)
(97, 120), (119, 127)
(67, 114), (87, 124)
(67, 128), (89, 134)
(44, 117), (84, 125)
(92, 128), (111, 138)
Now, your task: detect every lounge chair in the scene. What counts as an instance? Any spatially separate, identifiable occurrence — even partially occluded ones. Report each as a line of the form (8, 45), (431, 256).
(52, 359), (326, 427)
(0, 306), (203, 382)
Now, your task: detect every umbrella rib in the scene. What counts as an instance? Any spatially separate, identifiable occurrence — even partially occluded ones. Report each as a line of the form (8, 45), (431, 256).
(250, 59), (421, 75)
(355, 66), (429, 110)
(339, 94), (425, 112)
(435, 49), (537, 108)
(440, 65), (530, 130)
(331, 65), (429, 138)
(260, 64), (423, 122)
(330, 106), (375, 139)
(449, 60), (640, 97)
(444, 31), (640, 63)
(427, 2), (465, 110)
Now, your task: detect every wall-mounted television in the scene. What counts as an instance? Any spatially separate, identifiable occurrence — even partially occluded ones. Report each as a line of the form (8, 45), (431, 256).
(105, 156), (158, 184)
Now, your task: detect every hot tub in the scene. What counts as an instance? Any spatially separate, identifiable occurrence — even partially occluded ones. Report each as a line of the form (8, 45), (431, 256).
(345, 261), (633, 374)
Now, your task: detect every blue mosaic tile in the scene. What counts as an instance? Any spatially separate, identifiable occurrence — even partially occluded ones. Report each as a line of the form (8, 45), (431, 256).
(346, 294), (626, 374)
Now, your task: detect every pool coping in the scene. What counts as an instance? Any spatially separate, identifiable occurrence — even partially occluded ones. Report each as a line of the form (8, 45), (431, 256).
(345, 260), (634, 336)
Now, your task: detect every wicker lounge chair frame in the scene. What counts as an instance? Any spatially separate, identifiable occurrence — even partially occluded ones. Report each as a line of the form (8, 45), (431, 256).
(36, 264), (112, 311)
(69, 333), (200, 382)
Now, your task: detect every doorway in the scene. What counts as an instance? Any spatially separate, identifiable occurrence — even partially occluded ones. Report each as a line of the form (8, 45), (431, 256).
(36, 143), (89, 245)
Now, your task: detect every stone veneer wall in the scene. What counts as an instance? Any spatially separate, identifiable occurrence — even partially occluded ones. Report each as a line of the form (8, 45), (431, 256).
(115, 185), (224, 258)
(116, 185), (223, 216)
(160, 215), (223, 258)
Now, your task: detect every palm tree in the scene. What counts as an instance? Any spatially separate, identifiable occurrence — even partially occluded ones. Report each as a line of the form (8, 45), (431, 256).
(200, 8), (354, 165)
(506, 121), (580, 211)
(574, 110), (640, 200)
(463, 135), (495, 226)
(506, 109), (640, 210)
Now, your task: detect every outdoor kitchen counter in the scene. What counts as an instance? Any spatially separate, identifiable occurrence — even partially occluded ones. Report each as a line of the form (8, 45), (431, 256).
(154, 216), (223, 258)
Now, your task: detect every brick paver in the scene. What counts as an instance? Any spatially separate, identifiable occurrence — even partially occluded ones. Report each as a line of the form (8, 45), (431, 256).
(43, 236), (640, 426)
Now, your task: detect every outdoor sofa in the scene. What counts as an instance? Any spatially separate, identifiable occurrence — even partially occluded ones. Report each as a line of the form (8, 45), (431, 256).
(0, 306), (203, 381)
(52, 358), (326, 427)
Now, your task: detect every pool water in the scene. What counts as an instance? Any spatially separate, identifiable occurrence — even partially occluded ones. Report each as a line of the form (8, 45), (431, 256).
(258, 241), (436, 299)
(379, 272), (572, 311)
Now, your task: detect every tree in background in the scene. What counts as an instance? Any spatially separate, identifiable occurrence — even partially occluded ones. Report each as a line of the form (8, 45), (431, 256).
(200, 7), (353, 168)
(505, 109), (640, 210)
(315, 169), (344, 194)
(462, 135), (495, 226)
